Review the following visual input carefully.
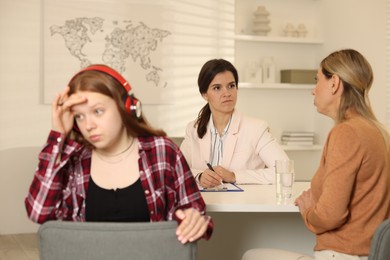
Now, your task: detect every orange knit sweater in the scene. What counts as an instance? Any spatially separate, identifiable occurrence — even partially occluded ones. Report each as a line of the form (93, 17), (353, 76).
(303, 116), (390, 256)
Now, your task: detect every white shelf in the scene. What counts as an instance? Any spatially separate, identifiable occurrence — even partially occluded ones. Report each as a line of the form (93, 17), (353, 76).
(234, 34), (323, 44)
(282, 145), (323, 151)
(239, 82), (314, 90)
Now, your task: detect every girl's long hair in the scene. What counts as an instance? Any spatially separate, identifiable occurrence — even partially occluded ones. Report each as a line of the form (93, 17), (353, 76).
(68, 65), (166, 144)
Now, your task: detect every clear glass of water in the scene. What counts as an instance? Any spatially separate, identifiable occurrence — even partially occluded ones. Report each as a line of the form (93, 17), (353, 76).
(275, 160), (295, 199)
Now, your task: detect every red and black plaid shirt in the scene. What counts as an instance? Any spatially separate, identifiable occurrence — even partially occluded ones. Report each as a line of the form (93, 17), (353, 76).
(25, 131), (213, 239)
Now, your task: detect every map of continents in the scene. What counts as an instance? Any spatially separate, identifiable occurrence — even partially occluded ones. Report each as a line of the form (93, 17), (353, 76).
(50, 17), (171, 86)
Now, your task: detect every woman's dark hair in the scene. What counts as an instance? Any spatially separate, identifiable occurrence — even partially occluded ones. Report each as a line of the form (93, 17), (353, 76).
(68, 65), (166, 145)
(195, 59), (238, 138)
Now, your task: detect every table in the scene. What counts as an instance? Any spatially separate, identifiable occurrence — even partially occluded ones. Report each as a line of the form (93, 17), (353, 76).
(198, 182), (315, 260)
(202, 182), (310, 212)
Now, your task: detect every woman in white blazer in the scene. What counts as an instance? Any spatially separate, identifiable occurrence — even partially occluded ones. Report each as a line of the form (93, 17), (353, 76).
(180, 59), (288, 188)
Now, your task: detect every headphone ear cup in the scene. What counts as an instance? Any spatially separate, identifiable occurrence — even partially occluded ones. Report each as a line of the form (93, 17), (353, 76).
(132, 96), (142, 118)
(123, 94), (142, 118)
(123, 95), (132, 114)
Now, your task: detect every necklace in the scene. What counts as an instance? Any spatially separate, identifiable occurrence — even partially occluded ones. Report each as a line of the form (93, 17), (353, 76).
(94, 138), (136, 164)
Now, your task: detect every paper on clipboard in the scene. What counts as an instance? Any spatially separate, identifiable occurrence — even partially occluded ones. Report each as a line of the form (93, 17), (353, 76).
(199, 183), (243, 192)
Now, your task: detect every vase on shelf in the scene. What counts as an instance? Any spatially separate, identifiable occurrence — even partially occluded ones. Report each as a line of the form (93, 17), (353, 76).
(262, 57), (276, 83)
(244, 62), (262, 83)
(253, 6), (271, 36)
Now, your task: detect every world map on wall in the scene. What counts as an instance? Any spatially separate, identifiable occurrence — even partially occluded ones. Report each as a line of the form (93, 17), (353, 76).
(50, 17), (171, 86)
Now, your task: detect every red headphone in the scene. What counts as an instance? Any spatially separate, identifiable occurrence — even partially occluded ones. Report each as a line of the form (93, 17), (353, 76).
(70, 64), (142, 118)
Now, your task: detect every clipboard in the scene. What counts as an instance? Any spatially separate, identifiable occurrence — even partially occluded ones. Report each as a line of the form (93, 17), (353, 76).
(199, 183), (243, 192)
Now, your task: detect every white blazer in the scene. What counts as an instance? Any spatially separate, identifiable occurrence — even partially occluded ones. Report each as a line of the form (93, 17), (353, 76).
(180, 110), (289, 184)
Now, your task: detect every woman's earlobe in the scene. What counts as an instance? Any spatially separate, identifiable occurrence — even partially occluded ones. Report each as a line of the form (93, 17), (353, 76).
(330, 84), (335, 94)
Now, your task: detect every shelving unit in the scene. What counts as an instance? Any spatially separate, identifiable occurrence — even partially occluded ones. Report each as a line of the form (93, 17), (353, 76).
(281, 145), (322, 151)
(235, 0), (324, 181)
(234, 34), (323, 44)
(239, 82), (314, 90)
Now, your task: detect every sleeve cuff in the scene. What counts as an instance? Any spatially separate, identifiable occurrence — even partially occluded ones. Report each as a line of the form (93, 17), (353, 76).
(194, 172), (203, 185)
(47, 130), (66, 145)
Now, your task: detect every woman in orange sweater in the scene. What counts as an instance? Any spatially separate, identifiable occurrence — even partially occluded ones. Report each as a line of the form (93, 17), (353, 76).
(243, 50), (390, 260)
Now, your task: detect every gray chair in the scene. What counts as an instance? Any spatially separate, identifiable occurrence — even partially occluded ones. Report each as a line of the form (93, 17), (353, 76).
(169, 137), (184, 147)
(38, 221), (197, 260)
(368, 219), (390, 260)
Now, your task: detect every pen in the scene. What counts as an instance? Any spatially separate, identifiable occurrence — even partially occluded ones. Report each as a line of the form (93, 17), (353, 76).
(206, 163), (215, 172)
(206, 162), (227, 189)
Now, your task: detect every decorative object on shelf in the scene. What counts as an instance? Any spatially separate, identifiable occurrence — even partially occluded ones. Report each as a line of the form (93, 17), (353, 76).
(244, 62), (262, 83)
(283, 23), (296, 37)
(252, 6), (271, 36)
(283, 23), (308, 38)
(297, 24), (307, 37)
(262, 57), (276, 83)
(281, 131), (315, 146)
(280, 69), (316, 84)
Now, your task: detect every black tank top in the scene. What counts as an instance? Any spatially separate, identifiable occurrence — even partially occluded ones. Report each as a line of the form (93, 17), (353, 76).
(85, 177), (150, 222)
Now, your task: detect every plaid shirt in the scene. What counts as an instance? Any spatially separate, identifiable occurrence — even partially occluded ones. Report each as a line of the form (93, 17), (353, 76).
(25, 131), (213, 239)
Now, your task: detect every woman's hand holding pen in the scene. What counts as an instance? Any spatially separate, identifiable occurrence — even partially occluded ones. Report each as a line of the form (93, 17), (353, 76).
(212, 166), (236, 183)
(199, 168), (223, 188)
(199, 163), (236, 188)
(51, 86), (86, 135)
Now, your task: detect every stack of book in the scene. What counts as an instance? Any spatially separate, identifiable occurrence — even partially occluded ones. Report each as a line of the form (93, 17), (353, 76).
(281, 131), (315, 146)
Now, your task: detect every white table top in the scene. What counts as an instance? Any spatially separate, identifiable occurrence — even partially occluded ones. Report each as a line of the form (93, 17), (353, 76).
(202, 181), (310, 213)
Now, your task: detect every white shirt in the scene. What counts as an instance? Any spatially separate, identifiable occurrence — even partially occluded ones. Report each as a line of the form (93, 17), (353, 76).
(209, 115), (232, 166)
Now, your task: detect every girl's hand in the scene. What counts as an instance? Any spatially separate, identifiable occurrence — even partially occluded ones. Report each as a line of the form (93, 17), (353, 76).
(175, 208), (209, 244)
(51, 87), (86, 135)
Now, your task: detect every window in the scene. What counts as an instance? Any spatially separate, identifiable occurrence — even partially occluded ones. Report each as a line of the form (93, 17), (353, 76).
(159, 0), (235, 136)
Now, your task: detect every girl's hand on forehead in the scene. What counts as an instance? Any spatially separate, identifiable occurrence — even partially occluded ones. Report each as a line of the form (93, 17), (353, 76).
(56, 88), (88, 110)
(64, 92), (88, 111)
(51, 87), (87, 135)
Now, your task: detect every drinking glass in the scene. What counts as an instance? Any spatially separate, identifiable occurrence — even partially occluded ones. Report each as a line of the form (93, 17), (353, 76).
(275, 160), (295, 199)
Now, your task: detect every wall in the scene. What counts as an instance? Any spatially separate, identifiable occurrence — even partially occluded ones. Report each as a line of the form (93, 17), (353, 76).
(235, 0), (387, 181)
(0, 1), (47, 150)
(320, 0), (386, 122)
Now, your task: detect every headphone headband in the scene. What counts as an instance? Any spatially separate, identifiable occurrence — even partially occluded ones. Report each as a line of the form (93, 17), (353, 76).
(71, 65), (132, 93)
(69, 64), (141, 118)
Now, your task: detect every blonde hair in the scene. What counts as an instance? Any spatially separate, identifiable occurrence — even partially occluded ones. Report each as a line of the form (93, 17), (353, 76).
(321, 49), (389, 147)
